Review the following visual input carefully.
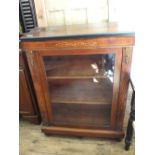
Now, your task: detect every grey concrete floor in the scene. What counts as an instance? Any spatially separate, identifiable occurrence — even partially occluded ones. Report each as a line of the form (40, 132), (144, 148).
(19, 87), (134, 155)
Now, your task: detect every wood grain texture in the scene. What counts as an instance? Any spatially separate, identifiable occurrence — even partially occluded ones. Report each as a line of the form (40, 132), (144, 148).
(49, 79), (112, 105)
(19, 51), (41, 124)
(38, 48), (124, 57)
(52, 103), (111, 129)
(21, 36), (134, 50)
(116, 47), (133, 130)
(37, 52), (54, 124)
(110, 48), (122, 129)
(25, 51), (51, 125)
(19, 69), (34, 114)
(42, 126), (124, 139)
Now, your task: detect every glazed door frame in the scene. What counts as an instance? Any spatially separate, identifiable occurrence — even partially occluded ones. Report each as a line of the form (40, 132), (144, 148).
(27, 47), (122, 129)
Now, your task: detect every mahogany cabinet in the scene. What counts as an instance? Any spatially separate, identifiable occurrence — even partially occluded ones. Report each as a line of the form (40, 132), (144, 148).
(19, 49), (41, 124)
(20, 23), (135, 139)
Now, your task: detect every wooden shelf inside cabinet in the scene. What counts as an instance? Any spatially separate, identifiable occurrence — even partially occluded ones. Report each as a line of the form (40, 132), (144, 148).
(44, 55), (108, 79)
(47, 75), (106, 80)
(52, 103), (111, 128)
(49, 79), (113, 105)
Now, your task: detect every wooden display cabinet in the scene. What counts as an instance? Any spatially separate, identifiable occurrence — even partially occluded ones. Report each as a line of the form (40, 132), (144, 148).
(20, 23), (135, 139)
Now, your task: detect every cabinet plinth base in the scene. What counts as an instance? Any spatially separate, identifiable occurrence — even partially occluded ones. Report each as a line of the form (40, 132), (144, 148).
(41, 126), (124, 139)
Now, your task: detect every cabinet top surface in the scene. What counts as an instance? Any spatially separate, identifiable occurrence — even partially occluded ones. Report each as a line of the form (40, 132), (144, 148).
(20, 22), (135, 41)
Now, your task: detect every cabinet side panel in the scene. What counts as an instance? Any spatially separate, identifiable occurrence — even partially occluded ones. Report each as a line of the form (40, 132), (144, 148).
(116, 47), (133, 130)
(22, 51), (40, 115)
(19, 69), (34, 114)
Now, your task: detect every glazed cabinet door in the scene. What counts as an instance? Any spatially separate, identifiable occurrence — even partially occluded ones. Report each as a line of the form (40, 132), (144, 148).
(28, 48), (122, 129)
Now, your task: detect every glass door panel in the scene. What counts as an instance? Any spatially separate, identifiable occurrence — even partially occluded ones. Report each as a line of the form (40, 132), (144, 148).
(43, 54), (115, 128)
